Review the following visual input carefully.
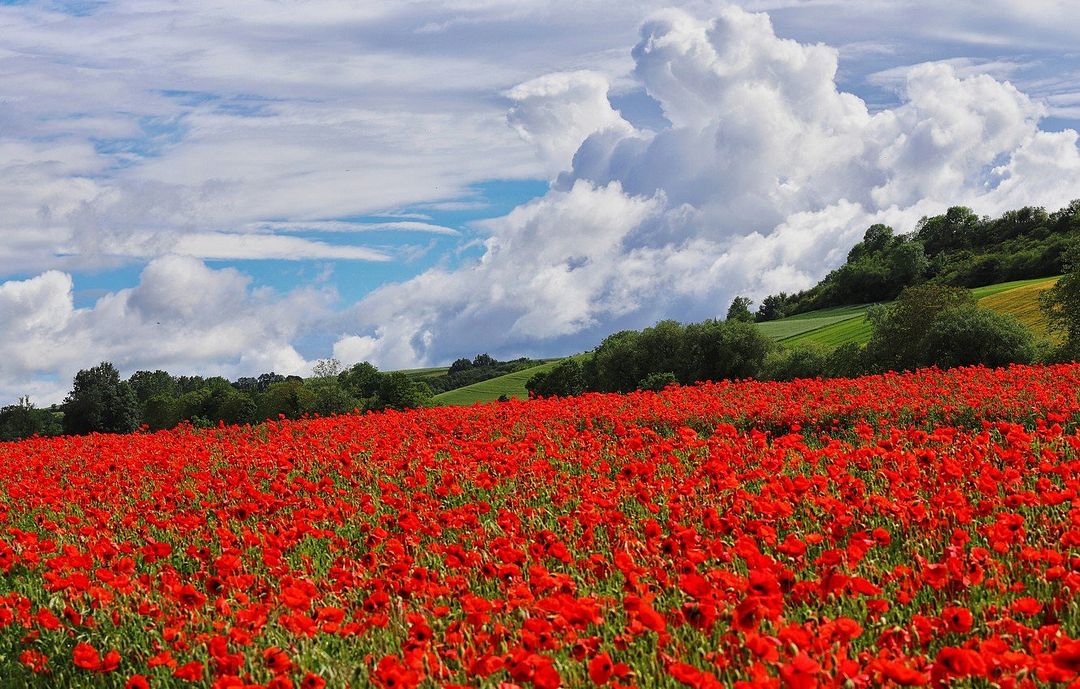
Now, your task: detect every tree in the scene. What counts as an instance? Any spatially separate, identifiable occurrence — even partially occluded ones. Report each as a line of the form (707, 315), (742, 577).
(338, 362), (381, 400)
(472, 353), (496, 368)
(128, 370), (175, 403)
(755, 293), (789, 322)
(726, 296), (754, 322)
(1041, 241), (1080, 356)
(305, 377), (358, 417)
(683, 320), (774, 383)
(448, 358), (473, 375)
(864, 285), (974, 372)
(372, 373), (432, 411)
(143, 395), (181, 431)
(589, 330), (644, 392)
(638, 371), (677, 392)
(526, 359), (586, 398)
(0, 397), (60, 441)
(919, 305), (1035, 369)
(62, 362), (140, 435)
(215, 393), (259, 426)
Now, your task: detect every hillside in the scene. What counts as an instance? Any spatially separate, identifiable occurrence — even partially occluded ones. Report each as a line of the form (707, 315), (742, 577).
(760, 276), (1060, 349)
(431, 359), (563, 405)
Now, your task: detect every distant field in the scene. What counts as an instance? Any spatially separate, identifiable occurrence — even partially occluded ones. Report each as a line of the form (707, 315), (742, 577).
(398, 366), (449, 381)
(761, 276), (1062, 349)
(783, 313), (875, 349)
(755, 312), (866, 340)
(977, 277), (1058, 338)
(969, 275), (1059, 300)
(431, 360), (563, 406)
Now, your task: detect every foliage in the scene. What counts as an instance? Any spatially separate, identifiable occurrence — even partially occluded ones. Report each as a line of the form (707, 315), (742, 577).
(756, 200), (1080, 320)
(637, 370), (677, 391)
(918, 305), (1036, 369)
(725, 296), (754, 322)
(863, 285), (974, 372)
(526, 359), (586, 398)
(60, 362), (140, 435)
(1040, 240), (1080, 356)
(0, 398), (61, 441)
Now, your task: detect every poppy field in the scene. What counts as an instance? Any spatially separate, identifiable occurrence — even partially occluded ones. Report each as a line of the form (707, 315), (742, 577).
(0, 365), (1079, 688)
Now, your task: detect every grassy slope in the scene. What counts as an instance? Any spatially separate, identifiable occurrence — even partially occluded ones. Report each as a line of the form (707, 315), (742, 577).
(431, 360), (563, 406)
(399, 366), (450, 382)
(766, 276), (1061, 349)
(976, 277), (1058, 338)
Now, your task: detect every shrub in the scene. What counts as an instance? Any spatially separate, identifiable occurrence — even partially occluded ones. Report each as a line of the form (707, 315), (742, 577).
(919, 305), (1036, 369)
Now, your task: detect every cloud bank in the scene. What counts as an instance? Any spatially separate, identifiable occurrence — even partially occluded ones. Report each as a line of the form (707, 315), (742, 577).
(334, 5), (1080, 367)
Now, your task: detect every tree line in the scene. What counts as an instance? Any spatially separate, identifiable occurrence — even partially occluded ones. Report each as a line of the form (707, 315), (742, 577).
(753, 200), (1080, 321)
(0, 352), (543, 441)
(526, 241), (1080, 398)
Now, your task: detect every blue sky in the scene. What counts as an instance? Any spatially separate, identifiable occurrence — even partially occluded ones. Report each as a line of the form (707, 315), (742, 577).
(2, 0), (1080, 402)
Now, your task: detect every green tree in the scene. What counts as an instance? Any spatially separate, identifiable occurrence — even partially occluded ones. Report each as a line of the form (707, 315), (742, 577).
(637, 371), (677, 392)
(1040, 242), (1080, 356)
(128, 370), (175, 403)
(0, 397), (60, 440)
(338, 362), (382, 401)
(919, 305), (1035, 369)
(864, 285), (974, 372)
(305, 377), (359, 417)
(372, 373), (432, 411)
(588, 330), (644, 392)
(61, 362), (140, 435)
(725, 296), (754, 322)
(143, 394), (181, 431)
(215, 392), (259, 426)
(448, 358), (473, 374)
(526, 359), (586, 398)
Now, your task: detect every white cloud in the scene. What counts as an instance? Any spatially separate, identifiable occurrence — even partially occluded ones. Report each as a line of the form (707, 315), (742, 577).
(250, 220), (460, 235)
(0, 256), (327, 404)
(508, 70), (635, 175)
(333, 5), (1080, 368)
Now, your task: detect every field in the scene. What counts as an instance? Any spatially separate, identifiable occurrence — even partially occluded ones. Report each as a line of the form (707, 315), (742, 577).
(977, 277), (1059, 338)
(762, 276), (1061, 349)
(431, 360), (563, 406)
(1, 365), (1079, 688)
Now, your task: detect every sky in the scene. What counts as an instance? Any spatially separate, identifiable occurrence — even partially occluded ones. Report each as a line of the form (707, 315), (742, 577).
(3, 0), (1080, 404)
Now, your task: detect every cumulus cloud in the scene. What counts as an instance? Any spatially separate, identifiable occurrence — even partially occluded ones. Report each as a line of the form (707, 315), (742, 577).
(0, 256), (328, 404)
(333, 5), (1080, 368)
(508, 71), (635, 174)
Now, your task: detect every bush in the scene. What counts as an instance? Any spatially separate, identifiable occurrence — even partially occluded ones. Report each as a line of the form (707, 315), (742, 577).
(638, 371), (677, 391)
(864, 285), (974, 372)
(760, 345), (829, 381)
(919, 305), (1036, 369)
(526, 359), (586, 398)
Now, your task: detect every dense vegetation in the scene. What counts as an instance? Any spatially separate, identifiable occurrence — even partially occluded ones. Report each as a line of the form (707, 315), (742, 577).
(427, 354), (546, 394)
(752, 200), (1080, 320)
(528, 280), (1057, 398)
(0, 354), (535, 440)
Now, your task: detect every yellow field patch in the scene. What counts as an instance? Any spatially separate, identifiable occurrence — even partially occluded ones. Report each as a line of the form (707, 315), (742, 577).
(977, 277), (1059, 338)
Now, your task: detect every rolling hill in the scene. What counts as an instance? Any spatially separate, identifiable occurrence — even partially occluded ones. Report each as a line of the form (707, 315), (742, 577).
(430, 359), (564, 406)
(759, 276), (1060, 349)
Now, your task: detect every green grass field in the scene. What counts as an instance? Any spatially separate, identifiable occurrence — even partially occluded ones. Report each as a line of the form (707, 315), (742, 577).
(398, 366), (450, 382)
(430, 360), (564, 406)
(760, 276), (1062, 349)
